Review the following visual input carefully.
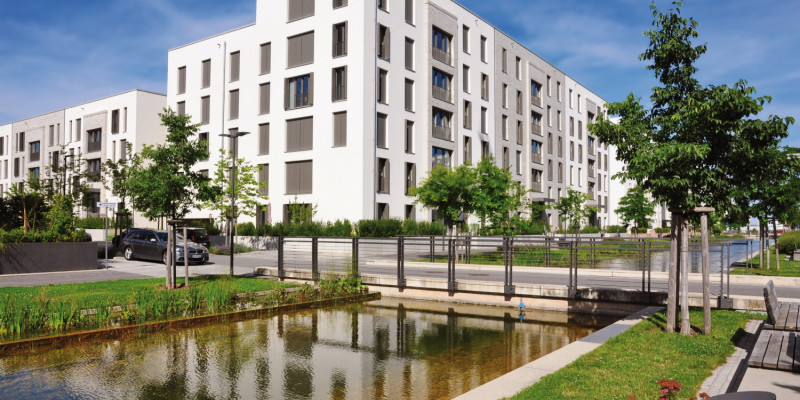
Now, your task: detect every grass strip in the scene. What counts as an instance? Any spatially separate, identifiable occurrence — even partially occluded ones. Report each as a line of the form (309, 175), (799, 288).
(730, 248), (800, 277)
(509, 309), (761, 400)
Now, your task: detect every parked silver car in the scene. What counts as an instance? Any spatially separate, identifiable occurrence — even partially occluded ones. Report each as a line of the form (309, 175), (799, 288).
(120, 228), (209, 264)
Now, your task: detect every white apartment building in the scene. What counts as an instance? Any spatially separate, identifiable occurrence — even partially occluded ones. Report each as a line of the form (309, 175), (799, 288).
(0, 90), (166, 218)
(169, 0), (614, 227)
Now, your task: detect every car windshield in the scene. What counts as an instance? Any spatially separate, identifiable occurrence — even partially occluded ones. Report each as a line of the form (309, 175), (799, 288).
(156, 232), (168, 242)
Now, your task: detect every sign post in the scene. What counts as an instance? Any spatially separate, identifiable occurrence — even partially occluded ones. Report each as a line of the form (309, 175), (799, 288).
(98, 202), (117, 270)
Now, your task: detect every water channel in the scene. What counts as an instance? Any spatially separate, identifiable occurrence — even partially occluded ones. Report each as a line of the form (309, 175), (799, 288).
(0, 298), (617, 399)
(594, 239), (763, 273)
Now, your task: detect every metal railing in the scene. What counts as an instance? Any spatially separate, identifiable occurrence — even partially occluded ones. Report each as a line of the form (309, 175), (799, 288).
(530, 95), (542, 108)
(432, 124), (452, 141)
(531, 123), (542, 136)
(432, 46), (452, 65)
(87, 140), (102, 153)
(432, 85), (452, 103)
(532, 153), (542, 164)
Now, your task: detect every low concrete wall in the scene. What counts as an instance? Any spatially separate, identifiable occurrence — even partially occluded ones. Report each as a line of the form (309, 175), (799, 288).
(211, 235), (279, 251)
(0, 242), (97, 274)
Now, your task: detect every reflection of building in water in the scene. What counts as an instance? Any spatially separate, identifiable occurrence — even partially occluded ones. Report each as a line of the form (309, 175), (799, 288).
(0, 300), (612, 399)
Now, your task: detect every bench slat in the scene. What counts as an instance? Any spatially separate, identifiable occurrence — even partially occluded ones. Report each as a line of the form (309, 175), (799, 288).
(787, 304), (799, 331)
(749, 329), (771, 367)
(794, 335), (800, 373)
(777, 332), (795, 371)
(776, 303), (791, 330)
(763, 331), (784, 369)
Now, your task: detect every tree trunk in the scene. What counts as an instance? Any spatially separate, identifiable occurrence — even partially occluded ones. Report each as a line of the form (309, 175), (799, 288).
(765, 221), (771, 270)
(699, 210), (712, 335)
(666, 212), (681, 333)
(680, 216), (691, 335)
(773, 219), (780, 270)
(183, 225), (189, 288)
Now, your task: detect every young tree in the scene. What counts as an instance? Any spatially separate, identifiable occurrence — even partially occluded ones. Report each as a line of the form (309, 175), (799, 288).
(409, 164), (476, 236)
(473, 156), (528, 235)
(591, 2), (794, 334)
(202, 149), (267, 227)
(615, 185), (655, 237)
(102, 141), (143, 225)
(552, 188), (596, 239)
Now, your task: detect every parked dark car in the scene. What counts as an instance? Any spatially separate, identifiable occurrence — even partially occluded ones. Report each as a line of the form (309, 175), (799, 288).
(119, 228), (209, 264)
(185, 227), (211, 249)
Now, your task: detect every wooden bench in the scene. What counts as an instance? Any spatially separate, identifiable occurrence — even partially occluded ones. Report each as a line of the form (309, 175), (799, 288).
(747, 330), (800, 372)
(763, 280), (800, 331)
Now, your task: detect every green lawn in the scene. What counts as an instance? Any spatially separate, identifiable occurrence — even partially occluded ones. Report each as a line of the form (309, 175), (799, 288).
(510, 309), (760, 400)
(730, 247), (800, 277)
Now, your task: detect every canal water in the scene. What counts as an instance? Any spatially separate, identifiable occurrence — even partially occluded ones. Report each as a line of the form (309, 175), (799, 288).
(595, 239), (764, 273)
(0, 298), (617, 399)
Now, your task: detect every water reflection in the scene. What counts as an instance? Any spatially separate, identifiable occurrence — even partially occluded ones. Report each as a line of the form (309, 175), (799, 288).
(0, 299), (616, 400)
(595, 239), (761, 273)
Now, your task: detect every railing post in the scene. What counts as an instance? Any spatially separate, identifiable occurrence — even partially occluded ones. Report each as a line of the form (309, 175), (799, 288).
(311, 237), (319, 281)
(430, 235), (435, 262)
(351, 237), (359, 276)
(641, 239), (646, 294)
(568, 241), (576, 298)
(504, 236), (515, 295)
(466, 233), (471, 264)
(397, 236), (406, 287)
(277, 236), (285, 279)
(447, 238), (457, 291)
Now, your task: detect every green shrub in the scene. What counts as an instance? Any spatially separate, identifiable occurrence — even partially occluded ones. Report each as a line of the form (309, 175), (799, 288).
(187, 219), (222, 235)
(237, 222), (257, 236)
(357, 219), (404, 237)
(655, 227), (671, 234)
(606, 225), (627, 234)
(75, 217), (112, 229)
(0, 228), (88, 243)
(581, 226), (601, 234)
(633, 227), (648, 234)
(777, 230), (800, 254)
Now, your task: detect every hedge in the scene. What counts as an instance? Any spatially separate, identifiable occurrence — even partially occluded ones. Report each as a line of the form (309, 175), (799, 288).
(777, 230), (800, 254)
(234, 219), (443, 238)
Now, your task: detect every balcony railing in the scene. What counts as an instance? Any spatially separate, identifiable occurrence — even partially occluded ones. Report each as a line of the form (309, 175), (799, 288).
(532, 153), (542, 164)
(432, 85), (452, 103)
(532, 181), (542, 192)
(29, 151), (40, 162)
(588, 167), (596, 177)
(531, 123), (542, 136)
(588, 145), (596, 156)
(530, 95), (542, 108)
(432, 125), (452, 141)
(87, 141), (102, 153)
(432, 46), (452, 66)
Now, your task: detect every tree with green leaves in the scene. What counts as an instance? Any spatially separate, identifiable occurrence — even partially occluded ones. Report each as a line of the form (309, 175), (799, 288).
(202, 149), (267, 226)
(473, 156), (528, 235)
(127, 108), (220, 221)
(590, 2), (793, 334)
(409, 164), (475, 236)
(615, 185), (655, 237)
(102, 141), (142, 225)
(552, 188), (596, 238)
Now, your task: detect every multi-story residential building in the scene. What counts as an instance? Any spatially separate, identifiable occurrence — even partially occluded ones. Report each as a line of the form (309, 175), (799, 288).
(0, 90), (166, 218)
(169, 0), (613, 228)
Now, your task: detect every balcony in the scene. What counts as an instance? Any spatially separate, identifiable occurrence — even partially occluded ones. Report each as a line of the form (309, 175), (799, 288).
(432, 46), (452, 66)
(532, 181), (542, 192)
(87, 141), (102, 153)
(29, 151), (40, 162)
(531, 123), (542, 136)
(532, 153), (542, 164)
(530, 95), (542, 108)
(432, 85), (452, 103)
(588, 167), (596, 177)
(432, 125), (452, 141)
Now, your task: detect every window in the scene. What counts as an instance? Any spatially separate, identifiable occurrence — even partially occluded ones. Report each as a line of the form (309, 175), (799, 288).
(480, 35), (487, 62)
(111, 110), (120, 134)
(578, 120), (583, 139)
(377, 68), (388, 103)
(546, 75), (551, 96)
(229, 51), (240, 82)
(463, 100), (472, 129)
(463, 136), (472, 164)
(376, 203), (389, 220)
(404, 37), (414, 70)
(228, 90), (238, 119)
(569, 89), (573, 108)
(462, 25), (469, 53)
(199, 132), (209, 160)
(405, 0), (413, 24)
(557, 137), (563, 157)
(531, 140), (542, 163)
(516, 121), (523, 145)
(13, 158), (19, 177)
(288, 0), (315, 21)
(48, 125), (55, 146)
(480, 73), (489, 100)
(502, 115), (508, 140)
(333, 22), (347, 57)
(333, 0), (347, 8)
(177, 66), (186, 94)
(547, 160), (553, 181)
(531, 169), (542, 192)
(515, 57), (521, 80)
(403, 162), (417, 195)
(260, 43), (272, 74)
(547, 105), (552, 126)
(502, 147), (509, 169)
(288, 31), (315, 67)
(480, 107), (487, 133)
(405, 205), (415, 220)
(285, 73), (313, 109)
(201, 59), (211, 88)
(570, 165), (574, 185)
(286, 160), (312, 194)
(123, 108), (127, 132)
(481, 140), (489, 159)
(177, 101), (186, 115)
(258, 164), (269, 196)
(87, 158), (101, 181)
(569, 116), (574, 136)
(547, 132), (552, 154)
(570, 141), (574, 161)
(286, 116), (313, 152)
(404, 79), (414, 111)
(377, 113), (388, 148)
(432, 69), (452, 103)
(332, 67), (347, 101)
(17, 131), (25, 151)
(516, 151), (522, 175)
(404, 120), (414, 153)
(378, 25), (390, 60)
(29, 141), (40, 161)
(502, 83), (508, 108)
(119, 139), (127, 161)
(432, 27), (451, 65)
(462, 65), (469, 93)
(377, 0), (387, 12)
(557, 81), (562, 102)
(557, 110), (562, 130)
(87, 129), (102, 152)
(558, 162), (563, 183)
(432, 108), (452, 140)
(431, 146), (452, 168)
(501, 48), (507, 73)
(201, 96), (210, 124)
(578, 144), (583, 162)
(531, 80), (542, 104)
(377, 157), (390, 193)
(259, 123), (270, 155)
(577, 94), (582, 112)
(259, 83), (271, 114)
(516, 90), (522, 114)
(333, 112), (347, 147)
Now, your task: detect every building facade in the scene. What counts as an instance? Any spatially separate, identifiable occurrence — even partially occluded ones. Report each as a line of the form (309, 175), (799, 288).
(0, 90), (166, 218)
(169, 0), (613, 227)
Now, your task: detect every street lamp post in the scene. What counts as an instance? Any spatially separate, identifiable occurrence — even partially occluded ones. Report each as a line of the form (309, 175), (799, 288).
(219, 130), (250, 276)
(62, 153), (75, 196)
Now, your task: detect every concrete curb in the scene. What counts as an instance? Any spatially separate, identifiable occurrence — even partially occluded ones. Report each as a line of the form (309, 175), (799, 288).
(453, 306), (663, 400)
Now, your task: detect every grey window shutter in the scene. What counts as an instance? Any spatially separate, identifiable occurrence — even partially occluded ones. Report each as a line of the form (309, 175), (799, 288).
(201, 96), (210, 124)
(260, 83), (270, 114)
(288, 0), (301, 20)
(261, 43), (271, 74)
(302, 32), (314, 65)
(230, 52), (240, 82)
(301, 160), (312, 194)
(302, 117), (313, 150)
(259, 124), (269, 155)
(405, 79), (412, 110)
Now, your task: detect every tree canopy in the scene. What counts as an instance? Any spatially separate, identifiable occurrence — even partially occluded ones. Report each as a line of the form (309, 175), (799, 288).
(552, 188), (596, 234)
(202, 149), (267, 224)
(615, 185), (655, 234)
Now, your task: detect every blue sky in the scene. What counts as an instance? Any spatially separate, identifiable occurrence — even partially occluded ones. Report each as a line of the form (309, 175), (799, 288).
(1, 0), (798, 146)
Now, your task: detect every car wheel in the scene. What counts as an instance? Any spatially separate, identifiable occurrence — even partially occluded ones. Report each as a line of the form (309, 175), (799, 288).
(124, 246), (134, 261)
(162, 251), (168, 265)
